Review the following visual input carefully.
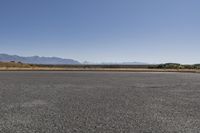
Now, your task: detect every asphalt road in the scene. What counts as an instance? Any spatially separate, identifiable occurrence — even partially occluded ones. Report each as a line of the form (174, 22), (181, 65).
(0, 71), (200, 133)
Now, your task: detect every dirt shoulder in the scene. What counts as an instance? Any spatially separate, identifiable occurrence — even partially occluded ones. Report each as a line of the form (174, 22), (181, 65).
(0, 67), (199, 73)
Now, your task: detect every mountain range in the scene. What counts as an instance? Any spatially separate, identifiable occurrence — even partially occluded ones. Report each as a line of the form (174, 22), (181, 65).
(0, 54), (80, 64)
(0, 54), (148, 65)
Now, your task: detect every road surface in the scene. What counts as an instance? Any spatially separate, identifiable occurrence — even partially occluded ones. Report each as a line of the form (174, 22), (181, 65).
(0, 71), (200, 133)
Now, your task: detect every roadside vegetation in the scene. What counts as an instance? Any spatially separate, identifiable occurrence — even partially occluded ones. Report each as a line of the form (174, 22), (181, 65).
(0, 61), (200, 70)
(149, 63), (200, 69)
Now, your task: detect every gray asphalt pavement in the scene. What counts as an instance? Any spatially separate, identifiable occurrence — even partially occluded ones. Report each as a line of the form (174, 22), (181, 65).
(0, 71), (200, 133)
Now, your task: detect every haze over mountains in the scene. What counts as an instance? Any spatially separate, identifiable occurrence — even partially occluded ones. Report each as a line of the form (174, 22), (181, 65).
(0, 54), (80, 65)
(0, 54), (148, 65)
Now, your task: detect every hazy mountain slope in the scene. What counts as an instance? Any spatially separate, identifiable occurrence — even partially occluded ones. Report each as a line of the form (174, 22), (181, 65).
(0, 54), (80, 64)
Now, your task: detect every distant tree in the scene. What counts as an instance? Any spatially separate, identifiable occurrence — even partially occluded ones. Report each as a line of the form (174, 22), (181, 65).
(194, 64), (200, 69)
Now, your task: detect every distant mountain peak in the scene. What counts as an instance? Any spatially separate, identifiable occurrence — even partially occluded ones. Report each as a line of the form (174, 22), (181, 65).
(0, 54), (80, 65)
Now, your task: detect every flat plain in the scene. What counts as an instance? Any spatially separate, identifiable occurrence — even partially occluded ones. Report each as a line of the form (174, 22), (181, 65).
(0, 71), (200, 133)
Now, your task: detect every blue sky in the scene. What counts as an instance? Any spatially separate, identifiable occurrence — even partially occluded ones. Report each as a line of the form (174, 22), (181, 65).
(0, 0), (200, 64)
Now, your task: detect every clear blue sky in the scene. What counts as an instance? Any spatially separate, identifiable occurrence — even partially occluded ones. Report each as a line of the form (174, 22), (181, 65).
(0, 0), (200, 64)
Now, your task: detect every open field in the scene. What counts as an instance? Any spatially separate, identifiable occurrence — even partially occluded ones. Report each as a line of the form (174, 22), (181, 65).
(1, 62), (200, 73)
(0, 72), (200, 132)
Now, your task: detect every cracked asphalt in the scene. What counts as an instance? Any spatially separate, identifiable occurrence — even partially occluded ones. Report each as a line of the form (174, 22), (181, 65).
(0, 71), (200, 133)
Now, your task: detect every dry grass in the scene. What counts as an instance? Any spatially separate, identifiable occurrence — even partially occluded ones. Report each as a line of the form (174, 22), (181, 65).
(0, 62), (200, 73)
(0, 62), (31, 68)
